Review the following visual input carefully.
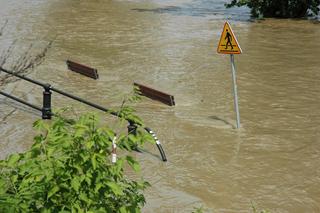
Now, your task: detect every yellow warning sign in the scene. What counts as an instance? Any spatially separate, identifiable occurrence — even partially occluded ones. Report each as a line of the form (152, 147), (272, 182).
(217, 22), (242, 54)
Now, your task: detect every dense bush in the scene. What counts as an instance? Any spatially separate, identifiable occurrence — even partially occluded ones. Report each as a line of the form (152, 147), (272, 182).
(226, 0), (320, 18)
(0, 109), (154, 212)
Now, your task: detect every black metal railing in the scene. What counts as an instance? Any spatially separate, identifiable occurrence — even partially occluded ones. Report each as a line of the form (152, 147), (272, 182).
(0, 67), (167, 161)
(0, 90), (42, 112)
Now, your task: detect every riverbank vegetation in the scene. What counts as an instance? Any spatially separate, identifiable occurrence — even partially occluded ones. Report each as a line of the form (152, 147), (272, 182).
(0, 96), (154, 212)
(226, 0), (320, 18)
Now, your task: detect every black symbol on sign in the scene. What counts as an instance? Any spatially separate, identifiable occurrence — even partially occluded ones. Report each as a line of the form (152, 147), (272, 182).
(225, 29), (233, 50)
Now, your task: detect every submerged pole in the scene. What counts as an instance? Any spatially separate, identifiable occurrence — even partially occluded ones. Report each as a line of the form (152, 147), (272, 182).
(230, 54), (240, 129)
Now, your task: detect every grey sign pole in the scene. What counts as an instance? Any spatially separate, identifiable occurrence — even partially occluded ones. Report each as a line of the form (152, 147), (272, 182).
(230, 54), (240, 128)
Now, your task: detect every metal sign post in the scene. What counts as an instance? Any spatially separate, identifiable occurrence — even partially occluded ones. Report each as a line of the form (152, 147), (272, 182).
(230, 54), (240, 128)
(217, 21), (242, 129)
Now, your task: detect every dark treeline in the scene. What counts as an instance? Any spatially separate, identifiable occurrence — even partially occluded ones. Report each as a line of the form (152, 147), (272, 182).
(226, 0), (320, 18)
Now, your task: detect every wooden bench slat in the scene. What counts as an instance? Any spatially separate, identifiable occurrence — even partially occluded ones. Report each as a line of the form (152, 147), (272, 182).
(134, 82), (175, 106)
(66, 60), (99, 80)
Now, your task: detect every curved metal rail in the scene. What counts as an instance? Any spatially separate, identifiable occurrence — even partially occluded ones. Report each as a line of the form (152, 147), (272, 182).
(144, 127), (167, 161)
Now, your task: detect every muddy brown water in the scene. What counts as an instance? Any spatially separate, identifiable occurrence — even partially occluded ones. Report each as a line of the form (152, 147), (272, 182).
(0, 0), (320, 212)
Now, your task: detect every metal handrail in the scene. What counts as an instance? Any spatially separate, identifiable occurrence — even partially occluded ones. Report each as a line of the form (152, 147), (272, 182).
(0, 67), (167, 161)
(0, 91), (42, 112)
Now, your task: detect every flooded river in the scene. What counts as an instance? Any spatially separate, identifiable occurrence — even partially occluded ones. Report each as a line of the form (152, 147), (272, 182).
(0, 0), (320, 212)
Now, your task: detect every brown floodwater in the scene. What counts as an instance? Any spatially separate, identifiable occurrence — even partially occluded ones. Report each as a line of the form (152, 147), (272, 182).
(0, 0), (320, 212)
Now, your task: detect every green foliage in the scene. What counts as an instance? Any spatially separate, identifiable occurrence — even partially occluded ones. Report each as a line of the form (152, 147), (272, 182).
(0, 109), (152, 212)
(251, 202), (271, 213)
(192, 206), (204, 213)
(226, 0), (320, 18)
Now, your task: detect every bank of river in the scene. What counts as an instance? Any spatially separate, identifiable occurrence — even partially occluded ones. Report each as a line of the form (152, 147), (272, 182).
(0, 0), (320, 212)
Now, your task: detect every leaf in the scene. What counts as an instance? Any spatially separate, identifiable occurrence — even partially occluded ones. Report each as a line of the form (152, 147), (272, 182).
(10, 175), (18, 183)
(91, 154), (97, 170)
(58, 183), (70, 191)
(47, 185), (60, 199)
(106, 182), (123, 196)
(71, 177), (81, 193)
(126, 156), (140, 172)
(128, 134), (137, 144)
(19, 203), (29, 211)
(33, 119), (47, 130)
(94, 183), (103, 193)
(46, 146), (56, 158)
(74, 125), (88, 138)
(119, 207), (128, 213)
(72, 164), (83, 174)
(40, 208), (52, 213)
(114, 158), (124, 175)
(71, 203), (84, 213)
(84, 175), (92, 186)
(85, 140), (94, 150)
(7, 154), (20, 167)
(79, 152), (90, 163)
(142, 133), (156, 144)
(79, 192), (90, 204)
(33, 135), (45, 144)
(33, 119), (43, 129)
(125, 114), (143, 126)
(0, 178), (8, 194)
(118, 135), (133, 151)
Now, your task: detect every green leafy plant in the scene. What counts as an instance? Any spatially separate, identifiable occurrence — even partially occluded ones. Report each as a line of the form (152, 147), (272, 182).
(251, 202), (271, 213)
(192, 206), (204, 213)
(0, 91), (154, 212)
(226, 0), (320, 18)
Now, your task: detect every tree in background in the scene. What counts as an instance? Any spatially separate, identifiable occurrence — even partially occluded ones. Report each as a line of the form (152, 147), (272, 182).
(226, 0), (320, 18)
(0, 20), (53, 86)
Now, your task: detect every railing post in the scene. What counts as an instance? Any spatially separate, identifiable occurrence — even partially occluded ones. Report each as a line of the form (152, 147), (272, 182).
(128, 121), (139, 152)
(127, 121), (137, 135)
(42, 84), (52, 119)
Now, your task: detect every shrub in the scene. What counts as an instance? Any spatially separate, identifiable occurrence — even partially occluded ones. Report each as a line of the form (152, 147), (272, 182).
(0, 110), (154, 212)
(226, 0), (320, 18)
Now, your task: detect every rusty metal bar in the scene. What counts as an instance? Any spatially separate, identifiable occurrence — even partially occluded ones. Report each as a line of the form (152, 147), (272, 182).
(66, 60), (99, 80)
(134, 82), (175, 106)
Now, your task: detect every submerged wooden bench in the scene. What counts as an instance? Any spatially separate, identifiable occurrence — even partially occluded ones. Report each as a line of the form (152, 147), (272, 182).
(66, 60), (99, 80)
(134, 82), (175, 106)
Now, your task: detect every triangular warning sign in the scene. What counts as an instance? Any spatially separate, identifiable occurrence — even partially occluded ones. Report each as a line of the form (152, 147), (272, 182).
(217, 22), (242, 54)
